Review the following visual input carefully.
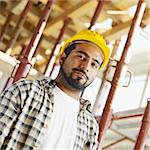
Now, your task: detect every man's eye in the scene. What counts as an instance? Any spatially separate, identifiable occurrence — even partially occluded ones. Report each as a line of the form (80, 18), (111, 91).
(77, 55), (84, 59)
(91, 62), (98, 69)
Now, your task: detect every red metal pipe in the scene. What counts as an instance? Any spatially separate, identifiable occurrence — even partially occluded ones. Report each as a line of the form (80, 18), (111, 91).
(5, 0), (33, 54)
(44, 18), (72, 77)
(25, 0), (55, 61)
(97, 109), (113, 149)
(134, 101), (150, 150)
(111, 127), (150, 150)
(92, 39), (121, 115)
(112, 113), (143, 120)
(95, 113), (144, 123)
(0, 11), (12, 43)
(12, 0), (55, 83)
(97, 0), (146, 148)
(13, 56), (32, 83)
(102, 137), (126, 149)
(3, 0), (55, 90)
(88, 0), (108, 30)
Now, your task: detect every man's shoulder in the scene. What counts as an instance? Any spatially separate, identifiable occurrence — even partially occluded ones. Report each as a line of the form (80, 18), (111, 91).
(7, 77), (53, 94)
(14, 77), (51, 88)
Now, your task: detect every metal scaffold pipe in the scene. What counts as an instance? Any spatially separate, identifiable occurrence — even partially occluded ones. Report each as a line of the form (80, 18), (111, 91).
(3, 0), (55, 90)
(134, 100), (150, 150)
(25, 0), (55, 61)
(92, 39), (121, 116)
(44, 18), (72, 77)
(97, 0), (146, 149)
(5, 0), (33, 55)
(88, 0), (107, 30)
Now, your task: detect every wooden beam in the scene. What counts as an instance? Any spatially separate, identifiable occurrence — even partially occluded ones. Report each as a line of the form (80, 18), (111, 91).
(103, 20), (131, 42)
(103, 8), (150, 42)
(44, 0), (97, 35)
(104, 2), (130, 23)
(0, 13), (56, 50)
(111, 0), (139, 10)
(142, 8), (150, 25)
(11, 0), (29, 15)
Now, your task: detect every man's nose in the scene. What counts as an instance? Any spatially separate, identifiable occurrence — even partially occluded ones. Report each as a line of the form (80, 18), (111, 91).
(80, 59), (91, 72)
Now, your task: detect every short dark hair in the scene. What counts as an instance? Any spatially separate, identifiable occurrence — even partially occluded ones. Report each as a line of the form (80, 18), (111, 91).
(64, 40), (93, 56)
(64, 43), (77, 56)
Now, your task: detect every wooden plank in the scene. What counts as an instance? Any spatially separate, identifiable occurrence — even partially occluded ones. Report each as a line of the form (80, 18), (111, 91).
(44, 0), (97, 35)
(103, 20), (131, 41)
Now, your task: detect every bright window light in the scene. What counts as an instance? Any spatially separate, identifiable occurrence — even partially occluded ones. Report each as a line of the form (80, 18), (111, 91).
(128, 5), (137, 17)
(36, 54), (43, 61)
(84, 18), (112, 29)
(45, 49), (51, 55)
(107, 10), (128, 15)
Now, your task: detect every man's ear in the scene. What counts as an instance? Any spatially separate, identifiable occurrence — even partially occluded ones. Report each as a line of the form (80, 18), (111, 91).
(59, 52), (67, 65)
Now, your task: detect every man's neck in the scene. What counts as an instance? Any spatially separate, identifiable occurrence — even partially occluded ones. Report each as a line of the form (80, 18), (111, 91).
(55, 76), (82, 100)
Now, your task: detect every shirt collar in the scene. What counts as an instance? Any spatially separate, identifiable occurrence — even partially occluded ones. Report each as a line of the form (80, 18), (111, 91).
(41, 78), (92, 112)
(79, 97), (92, 113)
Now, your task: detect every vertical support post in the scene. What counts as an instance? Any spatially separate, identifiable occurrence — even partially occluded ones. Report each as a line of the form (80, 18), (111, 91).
(87, 0), (110, 114)
(0, 11), (13, 43)
(98, 109), (113, 149)
(13, 0), (55, 83)
(25, 0), (55, 61)
(44, 18), (72, 77)
(134, 100), (150, 150)
(92, 39), (121, 115)
(88, 0), (107, 30)
(3, 0), (55, 90)
(97, 0), (146, 149)
(5, 0), (33, 55)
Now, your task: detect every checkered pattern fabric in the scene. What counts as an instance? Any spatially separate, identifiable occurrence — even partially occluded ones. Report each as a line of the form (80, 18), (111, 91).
(0, 78), (98, 150)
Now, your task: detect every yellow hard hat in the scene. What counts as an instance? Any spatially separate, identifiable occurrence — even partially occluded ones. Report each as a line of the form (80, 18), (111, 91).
(60, 30), (110, 70)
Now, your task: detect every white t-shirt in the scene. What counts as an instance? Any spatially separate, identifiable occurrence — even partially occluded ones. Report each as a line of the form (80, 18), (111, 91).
(40, 86), (80, 150)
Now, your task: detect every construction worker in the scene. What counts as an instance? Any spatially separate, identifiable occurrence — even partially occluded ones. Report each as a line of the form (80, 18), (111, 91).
(0, 30), (110, 150)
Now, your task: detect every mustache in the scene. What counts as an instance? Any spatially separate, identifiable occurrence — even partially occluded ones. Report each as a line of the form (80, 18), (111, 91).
(72, 68), (89, 80)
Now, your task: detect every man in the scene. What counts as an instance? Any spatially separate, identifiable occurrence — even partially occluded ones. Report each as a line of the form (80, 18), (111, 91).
(0, 30), (110, 150)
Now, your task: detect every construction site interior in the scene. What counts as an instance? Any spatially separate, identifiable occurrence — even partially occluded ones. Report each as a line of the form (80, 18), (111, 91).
(0, 0), (149, 149)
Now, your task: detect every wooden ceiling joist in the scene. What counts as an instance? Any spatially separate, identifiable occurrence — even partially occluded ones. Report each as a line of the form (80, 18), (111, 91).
(44, 0), (97, 35)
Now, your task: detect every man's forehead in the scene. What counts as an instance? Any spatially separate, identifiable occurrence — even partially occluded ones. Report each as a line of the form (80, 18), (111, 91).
(73, 41), (104, 59)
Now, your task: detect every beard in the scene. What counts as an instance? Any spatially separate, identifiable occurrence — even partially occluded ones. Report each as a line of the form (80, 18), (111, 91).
(61, 67), (89, 90)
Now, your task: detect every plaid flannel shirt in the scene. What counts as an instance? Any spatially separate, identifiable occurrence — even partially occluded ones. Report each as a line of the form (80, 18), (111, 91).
(0, 78), (99, 150)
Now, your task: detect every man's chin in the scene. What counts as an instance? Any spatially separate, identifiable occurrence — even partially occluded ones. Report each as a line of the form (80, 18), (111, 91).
(68, 78), (87, 90)
(61, 68), (87, 90)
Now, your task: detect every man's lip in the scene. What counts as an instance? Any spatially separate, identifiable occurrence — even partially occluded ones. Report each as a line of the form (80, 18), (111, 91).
(73, 70), (87, 79)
